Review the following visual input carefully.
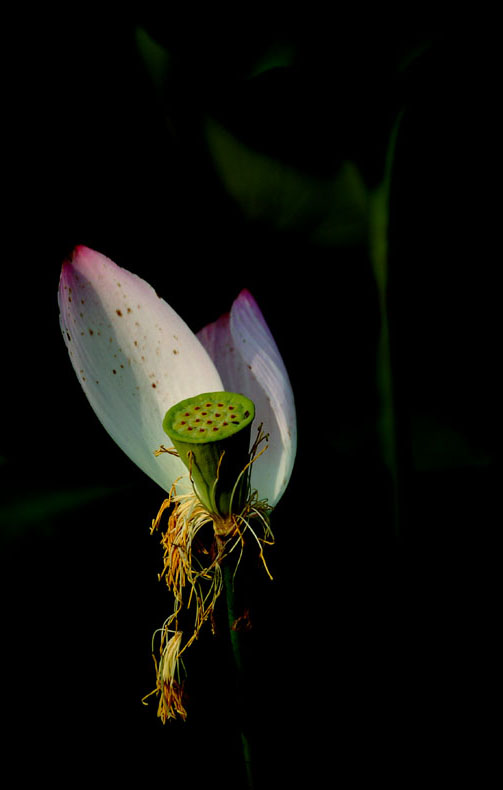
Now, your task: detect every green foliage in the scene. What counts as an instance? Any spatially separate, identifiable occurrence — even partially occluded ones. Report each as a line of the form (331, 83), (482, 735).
(0, 485), (116, 541)
(206, 118), (369, 246)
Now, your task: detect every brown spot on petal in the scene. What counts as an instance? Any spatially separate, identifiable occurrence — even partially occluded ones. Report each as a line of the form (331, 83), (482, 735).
(116, 309), (123, 317)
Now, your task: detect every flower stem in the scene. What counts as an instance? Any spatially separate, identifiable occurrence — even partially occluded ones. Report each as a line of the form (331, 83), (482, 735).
(222, 561), (255, 789)
(369, 110), (405, 539)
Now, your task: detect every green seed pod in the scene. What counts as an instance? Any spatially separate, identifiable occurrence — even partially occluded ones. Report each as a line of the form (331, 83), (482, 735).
(163, 391), (255, 518)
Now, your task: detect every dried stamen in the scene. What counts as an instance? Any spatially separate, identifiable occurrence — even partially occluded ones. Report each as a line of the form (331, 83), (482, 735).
(145, 421), (273, 722)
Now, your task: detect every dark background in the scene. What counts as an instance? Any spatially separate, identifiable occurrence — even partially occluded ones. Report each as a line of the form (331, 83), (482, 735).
(2, 13), (496, 787)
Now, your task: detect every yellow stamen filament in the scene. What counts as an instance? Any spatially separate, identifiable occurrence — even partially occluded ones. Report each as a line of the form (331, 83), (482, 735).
(142, 629), (187, 722)
(145, 425), (274, 722)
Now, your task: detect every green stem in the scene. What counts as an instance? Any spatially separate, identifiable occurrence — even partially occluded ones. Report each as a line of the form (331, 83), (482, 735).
(369, 111), (404, 538)
(222, 562), (254, 790)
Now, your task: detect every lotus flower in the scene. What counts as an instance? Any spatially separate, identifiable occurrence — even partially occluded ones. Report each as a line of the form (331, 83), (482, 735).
(58, 245), (296, 721)
(58, 245), (296, 507)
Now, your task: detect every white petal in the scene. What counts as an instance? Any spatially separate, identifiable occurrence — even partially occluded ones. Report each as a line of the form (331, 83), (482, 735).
(58, 246), (223, 493)
(198, 290), (296, 507)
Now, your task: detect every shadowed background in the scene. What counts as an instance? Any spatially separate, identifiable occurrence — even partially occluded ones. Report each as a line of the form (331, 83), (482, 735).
(2, 12), (496, 788)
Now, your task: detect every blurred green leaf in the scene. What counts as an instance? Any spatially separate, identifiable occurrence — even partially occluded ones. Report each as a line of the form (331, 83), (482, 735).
(411, 414), (492, 471)
(205, 117), (369, 246)
(249, 41), (296, 77)
(135, 26), (172, 94)
(0, 486), (118, 541)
